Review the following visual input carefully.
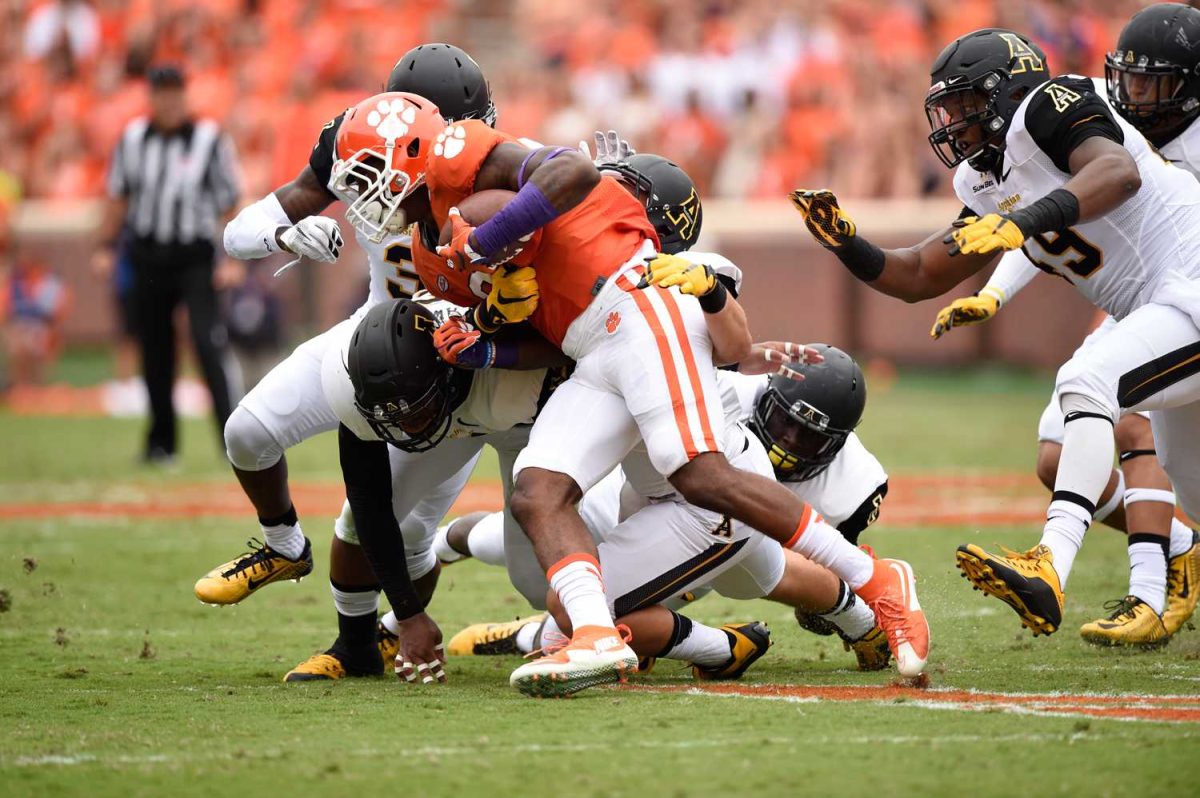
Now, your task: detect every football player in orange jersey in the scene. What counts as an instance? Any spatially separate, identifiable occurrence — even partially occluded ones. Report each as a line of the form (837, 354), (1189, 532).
(332, 92), (930, 696)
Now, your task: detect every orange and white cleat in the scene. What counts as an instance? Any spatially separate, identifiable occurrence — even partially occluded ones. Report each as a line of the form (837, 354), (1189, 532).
(508, 624), (637, 698)
(855, 558), (929, 677)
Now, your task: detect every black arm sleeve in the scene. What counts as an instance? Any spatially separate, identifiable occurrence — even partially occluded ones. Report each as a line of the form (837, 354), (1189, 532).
(338, 424), (424, 620)
(716, 273), (739, 299)
(957, 205), (978, 220)
(1024, 77), (1124, 174)
(835, 480), (888, 545)
(308, 111), (348, 191)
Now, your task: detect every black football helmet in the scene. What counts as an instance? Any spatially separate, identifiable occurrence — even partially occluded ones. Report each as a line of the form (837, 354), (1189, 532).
(1106, 3), (1200, 147)
(386, 43), (496, 126)
(606, 153), (702, 254)
(926, 29), (1050, 170)
(748, 345), (866, 482)
(346, 299), (457, 452)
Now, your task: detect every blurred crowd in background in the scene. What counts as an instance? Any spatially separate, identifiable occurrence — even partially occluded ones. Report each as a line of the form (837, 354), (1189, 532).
(0, 0), (1176, 402)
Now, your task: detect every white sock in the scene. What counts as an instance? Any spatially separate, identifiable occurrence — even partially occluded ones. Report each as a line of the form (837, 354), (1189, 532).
(1041, 506), (1089, 589)
(787, 506), (874, 589)
(1040, 394), (1115, 587)
(514, 621), (540, 654)
(663, 615), (733, 667)
(261, 519), (305, 561)
(819, 582), (875, 641)
(380, 610), (400, 636)
(1170, 519), (1195, 559)
(1127, 535), (1169, 614)
(432, 523), (466, 564)
(465, 512), (507, 567)
(330, 583), (380, 617)
(1093, 469), (1125, 523)
(548, 555), (614, 630)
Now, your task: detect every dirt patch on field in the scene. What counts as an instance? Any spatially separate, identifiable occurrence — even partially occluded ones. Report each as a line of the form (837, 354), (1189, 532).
(0, 472), (1050, 526)
(648, 683), (1200, 724)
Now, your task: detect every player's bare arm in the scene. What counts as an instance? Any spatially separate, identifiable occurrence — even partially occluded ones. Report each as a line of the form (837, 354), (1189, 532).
(790, 190), (997, 302)
(475, 143), (601, 212)
(273, 165), (336, 232)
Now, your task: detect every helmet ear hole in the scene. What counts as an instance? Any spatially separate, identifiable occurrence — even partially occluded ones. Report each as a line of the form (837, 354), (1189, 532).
(408, 139), (421, 158)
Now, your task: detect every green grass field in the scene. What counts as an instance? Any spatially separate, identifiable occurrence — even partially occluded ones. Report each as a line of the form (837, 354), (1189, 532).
(2, 369), (1199, 798)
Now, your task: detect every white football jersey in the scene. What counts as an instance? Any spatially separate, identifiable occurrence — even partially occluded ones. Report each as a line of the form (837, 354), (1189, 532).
(1159, 114), (1200, 181)
(321, 290), (547, 443)
(954, 76), (1200, 321)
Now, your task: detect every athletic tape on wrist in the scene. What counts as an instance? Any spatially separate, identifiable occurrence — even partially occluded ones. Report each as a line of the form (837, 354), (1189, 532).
(474, 181), (559, 257)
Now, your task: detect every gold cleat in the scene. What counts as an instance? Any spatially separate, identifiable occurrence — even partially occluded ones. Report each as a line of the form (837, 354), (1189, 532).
(284, 653), (347, 682)
(840, 626), (892, 672)
(1080, 595), (1169, 649)
(956, 543), (1063, 636)
(378, 621), (400, 664)
(693, 622), (772, 681)
(194, 538), (313, 605)
(1164, 531), (1199, 636)
(447, 614), (546, 656)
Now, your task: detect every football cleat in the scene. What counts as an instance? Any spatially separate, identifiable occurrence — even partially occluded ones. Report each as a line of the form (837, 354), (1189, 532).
(856, 558), (929, 677)
(509, 624), (637, 698)
(693, 622), (772, 681)
(283, 648), (383, 682)
(378, 621), (400, 664)
(447, 614), (546, 656)
(1164, 531), (1199, 636)
(839, 626), (892, 672)
(1079, 595), (1169, 649)
(284, 653), (347, 682)
(956, 543), (1063, 636)
(793, 608), (838, 637)
(194, 538), (313, 605)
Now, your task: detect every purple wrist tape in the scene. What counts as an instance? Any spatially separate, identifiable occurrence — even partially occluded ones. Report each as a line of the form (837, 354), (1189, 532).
(473, 181), (559, 257)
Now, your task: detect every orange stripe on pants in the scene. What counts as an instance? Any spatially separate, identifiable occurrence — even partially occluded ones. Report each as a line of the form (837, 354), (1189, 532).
(616, 273), (698, 460)
(657, 284), (718, 452)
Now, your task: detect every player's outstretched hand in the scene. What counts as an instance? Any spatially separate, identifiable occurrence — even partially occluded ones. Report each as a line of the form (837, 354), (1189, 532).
(592, 129), (635, 166)
(740, 341), (824, 381)
(945, 214), (1024, 256)
(930, 288), (1003, 339)
(789, 189), (857, 248)
(637, 253), (716, 296)
(393, 612), (447, 685)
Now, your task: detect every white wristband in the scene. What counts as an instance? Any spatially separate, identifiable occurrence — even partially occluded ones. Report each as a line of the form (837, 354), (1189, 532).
(223, 193), (290, 260)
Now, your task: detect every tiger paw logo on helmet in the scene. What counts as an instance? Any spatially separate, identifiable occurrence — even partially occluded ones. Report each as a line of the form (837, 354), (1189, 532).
(435, 125), (468, 159)
(367, 99), (418, 141)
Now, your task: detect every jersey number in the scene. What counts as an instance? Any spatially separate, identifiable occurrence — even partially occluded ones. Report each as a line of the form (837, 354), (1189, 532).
(384, 244), (420, 299)
(1020, 227), (1103, 280)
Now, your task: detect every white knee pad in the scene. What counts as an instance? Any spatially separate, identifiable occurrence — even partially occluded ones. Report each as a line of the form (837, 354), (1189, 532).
(1055, 359), (1119, 422)
(224, 405), (285, 471)
(333, 498), (441, 581)
(333, 500), (359, 544)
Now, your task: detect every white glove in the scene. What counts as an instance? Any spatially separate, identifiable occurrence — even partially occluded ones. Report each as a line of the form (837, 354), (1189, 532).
(592, 129), (635, 166)
(279, 216), (344, 263)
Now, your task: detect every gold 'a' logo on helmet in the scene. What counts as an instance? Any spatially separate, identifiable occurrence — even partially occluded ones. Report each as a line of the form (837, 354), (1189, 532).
(412, 312), (436, 333)
(999, 32), (1045, 75)
(1125, 50), (1136, 64)
(664, 188), (700, 240)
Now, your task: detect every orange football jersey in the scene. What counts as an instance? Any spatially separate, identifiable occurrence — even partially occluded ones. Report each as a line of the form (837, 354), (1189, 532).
(422, 121), (659, 346)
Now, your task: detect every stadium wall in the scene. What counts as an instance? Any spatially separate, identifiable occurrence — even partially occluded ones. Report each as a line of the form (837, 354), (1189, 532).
(14, 199), (1094, 368)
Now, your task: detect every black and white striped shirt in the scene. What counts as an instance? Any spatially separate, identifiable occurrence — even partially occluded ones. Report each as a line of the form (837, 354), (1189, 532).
(107, 117), (241, 246)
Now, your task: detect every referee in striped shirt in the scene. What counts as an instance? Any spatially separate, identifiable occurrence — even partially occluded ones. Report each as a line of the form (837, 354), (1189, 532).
(93, 65), (242, 464)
